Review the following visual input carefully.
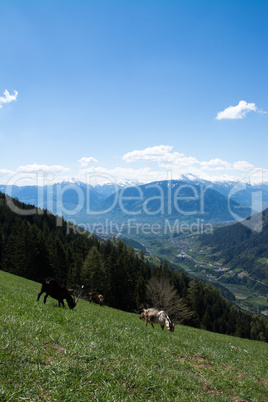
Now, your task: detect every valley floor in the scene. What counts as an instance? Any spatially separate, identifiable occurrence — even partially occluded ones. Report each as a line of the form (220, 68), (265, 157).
(119, 229), (268, 316)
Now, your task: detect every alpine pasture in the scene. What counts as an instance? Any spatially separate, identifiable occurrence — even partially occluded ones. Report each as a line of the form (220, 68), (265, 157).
(0, 271), (267, 401)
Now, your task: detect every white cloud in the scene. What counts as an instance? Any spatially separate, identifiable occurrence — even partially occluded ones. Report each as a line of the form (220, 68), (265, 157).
(216, 100), (257, 120)
(158, 152), (199, 169)
(78, 157), (98, 167)
(123, 145), (173, 162)
(200, 158), (231, 170)
(0, 165), (72, 186)
(17, 164), (70, 174)
(0, 169), (15, 175)
(0, 89), (18, 108)
(123, 146), (199, 170)
(233, 161), (254, 171)
(120, 145), (259, 181)
(256, 108), (267, 115)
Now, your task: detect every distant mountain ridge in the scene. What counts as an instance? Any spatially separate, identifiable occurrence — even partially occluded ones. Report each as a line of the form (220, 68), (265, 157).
(1, 177), (268, 228)
(95, 180), (252, 223)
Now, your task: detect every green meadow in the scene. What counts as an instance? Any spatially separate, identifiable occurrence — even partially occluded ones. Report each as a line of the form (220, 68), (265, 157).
(0, 270), (267, 401)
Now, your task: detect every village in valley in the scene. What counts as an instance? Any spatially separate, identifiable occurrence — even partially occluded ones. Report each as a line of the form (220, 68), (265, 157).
(96, 224), (268, 318)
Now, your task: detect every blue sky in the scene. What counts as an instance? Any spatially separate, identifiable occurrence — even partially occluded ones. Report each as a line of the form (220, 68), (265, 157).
(0, 0), (267, 185)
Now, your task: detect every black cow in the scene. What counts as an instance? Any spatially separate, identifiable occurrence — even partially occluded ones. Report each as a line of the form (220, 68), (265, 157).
(37, 277), (77, 309)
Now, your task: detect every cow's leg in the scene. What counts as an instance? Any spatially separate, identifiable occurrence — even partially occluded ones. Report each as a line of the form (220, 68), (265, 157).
(37, 289), (44, 301)
(161, 325), (165, 330)
(44, 294), (49, 304)
(61, 299), (65, 307)
(150, 322), (155, 329)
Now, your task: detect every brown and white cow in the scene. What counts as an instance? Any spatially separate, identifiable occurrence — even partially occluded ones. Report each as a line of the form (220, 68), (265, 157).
(37, 277), (77, 309)
(88, 291), (104, 306)
(140, 308), (175, 331)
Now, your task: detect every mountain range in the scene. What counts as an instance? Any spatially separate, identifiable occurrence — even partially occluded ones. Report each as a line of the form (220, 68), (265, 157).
(1, 177), (268, 230)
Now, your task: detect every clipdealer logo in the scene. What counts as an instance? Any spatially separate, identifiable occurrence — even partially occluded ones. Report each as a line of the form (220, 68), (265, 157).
(4, 169), (266, 235)
(66, 218), (213, 238)
(227, 170), (264, 233)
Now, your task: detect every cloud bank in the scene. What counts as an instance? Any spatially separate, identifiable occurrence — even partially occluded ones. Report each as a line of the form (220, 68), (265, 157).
(122, 146), (250, 173)
(118, 145), (261, 182)
(123, 145), (173, 162)
(17, 164), (70, 174)
(1, 147), (266, 186)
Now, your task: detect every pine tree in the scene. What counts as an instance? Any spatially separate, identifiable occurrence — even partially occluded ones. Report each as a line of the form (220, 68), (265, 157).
(135, 260), (149, 309)
(81, 246), (104, 292)
(0, 223), (3, 270)
(201, 310), (212, 331)
(49, 237), (69, 283)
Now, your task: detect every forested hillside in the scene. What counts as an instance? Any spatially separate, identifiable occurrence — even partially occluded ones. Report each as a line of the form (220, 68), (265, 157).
(200, 209), (268, 286)
(0, 192), (267, 341)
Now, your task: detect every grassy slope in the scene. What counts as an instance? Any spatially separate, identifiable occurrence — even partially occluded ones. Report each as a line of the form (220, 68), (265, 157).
(0, 271), (267, 402)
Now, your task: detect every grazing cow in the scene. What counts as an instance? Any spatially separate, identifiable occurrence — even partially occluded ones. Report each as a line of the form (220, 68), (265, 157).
(37, 277), (77, 309)
(140, 308), (175, 331)
(88, 291), (104, 306)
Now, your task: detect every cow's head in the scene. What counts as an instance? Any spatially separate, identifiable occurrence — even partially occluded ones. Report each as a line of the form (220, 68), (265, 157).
(66, 294), (77, 309)
(168, 322), (175, 332)
(139, 311), (146, 320)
